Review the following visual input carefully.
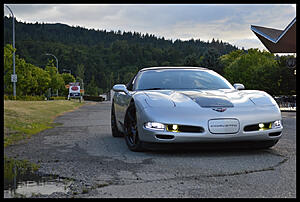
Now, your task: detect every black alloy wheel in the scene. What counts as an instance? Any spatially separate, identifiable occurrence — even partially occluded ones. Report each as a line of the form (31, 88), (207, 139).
(125, 103), (143, 152)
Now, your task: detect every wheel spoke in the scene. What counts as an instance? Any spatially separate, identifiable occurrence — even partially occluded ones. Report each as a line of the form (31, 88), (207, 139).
(128, 117), (137, 144)
(131, 127), (137, 144)
(125, 105), (140, 147)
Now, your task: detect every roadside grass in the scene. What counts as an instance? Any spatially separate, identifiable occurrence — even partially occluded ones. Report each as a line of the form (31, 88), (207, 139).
(4, 100), (84, 147)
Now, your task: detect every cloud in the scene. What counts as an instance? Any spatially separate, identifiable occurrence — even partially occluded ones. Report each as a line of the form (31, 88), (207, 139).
(231, 38), (267, 51)
(4, 4), (296, 50)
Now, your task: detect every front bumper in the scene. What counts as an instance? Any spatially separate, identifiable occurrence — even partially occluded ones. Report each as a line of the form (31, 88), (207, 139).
(139, 126), (282, 143)
(137, 105), (283, 143)
(68, 93), (81, 98)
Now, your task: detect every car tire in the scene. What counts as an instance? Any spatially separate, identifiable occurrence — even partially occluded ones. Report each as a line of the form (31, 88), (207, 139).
(124, 102), (144, 152)
(111, 102), (123, 137)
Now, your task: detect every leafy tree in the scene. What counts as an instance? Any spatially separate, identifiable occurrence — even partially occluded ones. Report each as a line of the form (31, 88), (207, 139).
(222, 49), (281, 95)
(275, 55), (296, 95)
(219, 49), (245, 68)
(45, 65), (64, 96)
(4, 44), (71, 97)
(4, 44), (14, 94)
(4, 44), (39, 96)
(31, 66), (51, 96)
(61, 73), (76, 85)
(61, 73), (76, 96)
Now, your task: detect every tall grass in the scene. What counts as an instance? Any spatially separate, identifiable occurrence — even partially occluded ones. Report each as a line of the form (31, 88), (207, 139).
(4, 100), (84, 147)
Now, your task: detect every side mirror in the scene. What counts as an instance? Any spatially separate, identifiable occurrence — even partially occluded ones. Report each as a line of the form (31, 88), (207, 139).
(233, 83), (245, 90)
(112, 84), (130, 95)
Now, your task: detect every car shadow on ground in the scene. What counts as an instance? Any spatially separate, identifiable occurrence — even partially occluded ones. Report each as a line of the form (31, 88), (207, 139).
(142, 142), (278, 156)
(103, 135), (280, 158)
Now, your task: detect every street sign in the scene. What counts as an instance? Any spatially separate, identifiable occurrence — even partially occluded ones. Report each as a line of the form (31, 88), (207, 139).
(11, 74), (17, 82)
(71, 86), (79, 91)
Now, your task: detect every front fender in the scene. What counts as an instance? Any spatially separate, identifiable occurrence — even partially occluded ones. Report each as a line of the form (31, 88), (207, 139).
(245, 90), (278, 107)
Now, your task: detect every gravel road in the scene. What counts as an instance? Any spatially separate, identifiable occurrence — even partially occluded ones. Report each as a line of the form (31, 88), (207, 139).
(4, 101), (296, 198)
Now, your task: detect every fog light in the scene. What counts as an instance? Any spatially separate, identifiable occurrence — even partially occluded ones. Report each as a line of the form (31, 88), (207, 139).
(166, 124), (179, 132)
(172, 125), (178, 130)
(144, 122), (165, 131)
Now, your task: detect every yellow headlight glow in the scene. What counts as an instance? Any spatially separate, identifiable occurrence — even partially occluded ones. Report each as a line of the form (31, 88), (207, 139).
(166, 124), (179, 132)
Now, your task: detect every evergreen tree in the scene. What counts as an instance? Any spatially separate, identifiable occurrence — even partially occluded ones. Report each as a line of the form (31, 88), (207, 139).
(86, 75), (99, 96)
(4, 16), (244, 94)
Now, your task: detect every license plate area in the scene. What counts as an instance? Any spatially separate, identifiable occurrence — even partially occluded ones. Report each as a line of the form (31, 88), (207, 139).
(208, 119), (240, 134)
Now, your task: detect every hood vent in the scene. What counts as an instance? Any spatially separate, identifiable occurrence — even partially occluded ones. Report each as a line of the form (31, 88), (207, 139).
(181, 92), (234, 108)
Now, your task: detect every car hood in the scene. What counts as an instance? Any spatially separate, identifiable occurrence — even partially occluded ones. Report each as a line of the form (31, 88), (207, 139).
(142, 89), (277, 108)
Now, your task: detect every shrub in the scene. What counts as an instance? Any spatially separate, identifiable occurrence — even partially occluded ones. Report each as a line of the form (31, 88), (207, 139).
(4, 95), (46, 101)
(49, 96), (67, 100)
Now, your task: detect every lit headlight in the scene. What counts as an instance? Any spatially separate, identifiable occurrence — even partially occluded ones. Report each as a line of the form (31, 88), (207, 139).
(272, 120), (282, 129)
(144, 122), (165, 131)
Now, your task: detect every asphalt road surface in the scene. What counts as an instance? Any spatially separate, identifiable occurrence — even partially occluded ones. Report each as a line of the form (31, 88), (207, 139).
(4, 101), (296, 198)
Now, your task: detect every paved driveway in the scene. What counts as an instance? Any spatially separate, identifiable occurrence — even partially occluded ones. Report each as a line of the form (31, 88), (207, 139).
(4, 101), (296, 198)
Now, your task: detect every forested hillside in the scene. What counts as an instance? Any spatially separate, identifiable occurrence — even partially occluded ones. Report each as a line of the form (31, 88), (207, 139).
(4, 16), (238, 94)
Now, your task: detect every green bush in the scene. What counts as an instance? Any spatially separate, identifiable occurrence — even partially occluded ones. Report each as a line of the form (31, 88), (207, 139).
(4, 95), (67, 101)
(49, 96), (67, 100)
(4, 95), (46, 101)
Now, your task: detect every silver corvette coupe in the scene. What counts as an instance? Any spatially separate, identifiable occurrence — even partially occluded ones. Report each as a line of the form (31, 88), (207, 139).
(111, 67), (283, 151)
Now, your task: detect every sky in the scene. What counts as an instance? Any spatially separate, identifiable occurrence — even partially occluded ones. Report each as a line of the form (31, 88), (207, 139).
(4, 4), (296, 52)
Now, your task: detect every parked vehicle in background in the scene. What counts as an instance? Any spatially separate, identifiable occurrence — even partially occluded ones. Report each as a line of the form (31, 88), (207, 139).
(68, 82), (82, 100)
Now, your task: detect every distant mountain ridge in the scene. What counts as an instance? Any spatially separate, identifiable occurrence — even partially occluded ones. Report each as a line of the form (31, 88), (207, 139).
(4, 16), (239, 92)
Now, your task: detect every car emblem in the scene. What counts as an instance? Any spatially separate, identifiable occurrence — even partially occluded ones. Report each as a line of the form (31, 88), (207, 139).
(212, 108), (227, 112)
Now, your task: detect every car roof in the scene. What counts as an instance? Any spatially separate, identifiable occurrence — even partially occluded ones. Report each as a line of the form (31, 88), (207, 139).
(139, 66), (209, 72)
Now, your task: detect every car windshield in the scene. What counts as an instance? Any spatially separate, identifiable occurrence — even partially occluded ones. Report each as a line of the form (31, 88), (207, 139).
(135, 69), (234, 90)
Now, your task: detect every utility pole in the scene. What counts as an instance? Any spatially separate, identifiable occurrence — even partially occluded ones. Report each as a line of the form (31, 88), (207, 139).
(6, 5), (16, 98)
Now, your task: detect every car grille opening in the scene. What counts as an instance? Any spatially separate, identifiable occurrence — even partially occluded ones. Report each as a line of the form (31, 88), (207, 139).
(269, 132), (282, 137)
(244, 122), (272, 132)
(155, 135), (175, 139)
(166, 125), (204, 133)
(244, 124), (259, 132)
